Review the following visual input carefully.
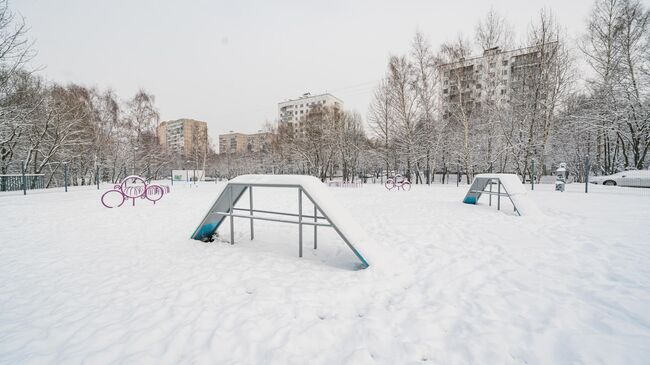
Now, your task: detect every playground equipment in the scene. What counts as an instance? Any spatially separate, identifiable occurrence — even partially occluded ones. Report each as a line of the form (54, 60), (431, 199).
(191, 175), (371, 268)
(555, 163), (568, 192)
(463, 174), (540, 216)
(385, 174), (411, 191)
(101, 175), (170, 208)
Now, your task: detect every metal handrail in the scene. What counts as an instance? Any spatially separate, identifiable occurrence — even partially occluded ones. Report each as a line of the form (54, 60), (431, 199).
(213, 211), (333, 227)
(232, 207), (326, 220)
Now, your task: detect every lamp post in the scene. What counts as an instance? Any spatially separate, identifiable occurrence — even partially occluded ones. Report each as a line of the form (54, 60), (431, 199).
(185, 160), (192, 185)
(63, 162), (68, 192)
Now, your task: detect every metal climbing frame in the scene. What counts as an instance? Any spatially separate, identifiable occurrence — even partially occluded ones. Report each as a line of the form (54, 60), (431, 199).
(469, 177), (521, 216)
(203, 182), (369, 267)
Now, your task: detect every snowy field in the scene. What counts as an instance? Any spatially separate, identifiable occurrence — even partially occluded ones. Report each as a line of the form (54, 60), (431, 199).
(1, 181), (649, 364)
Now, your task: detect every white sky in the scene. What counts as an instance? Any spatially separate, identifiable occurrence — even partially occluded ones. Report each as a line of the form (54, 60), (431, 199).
(15, 0), (595, 143)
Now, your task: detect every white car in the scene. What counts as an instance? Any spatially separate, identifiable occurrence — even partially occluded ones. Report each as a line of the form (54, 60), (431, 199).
(590, 169), (650, 187)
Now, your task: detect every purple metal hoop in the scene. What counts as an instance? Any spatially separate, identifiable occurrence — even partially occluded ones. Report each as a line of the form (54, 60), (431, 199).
(100, 175), (170, 208)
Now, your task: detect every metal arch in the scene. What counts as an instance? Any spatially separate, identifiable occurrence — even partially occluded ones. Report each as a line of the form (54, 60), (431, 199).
(191, 182), (369, 268)
(465, 177), (521, 216)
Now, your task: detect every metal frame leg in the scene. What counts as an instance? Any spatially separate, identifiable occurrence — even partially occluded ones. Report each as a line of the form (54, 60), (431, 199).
(497, 180), (501, 211)
(489, 180), (492, 206)
(230, 185), (235, 245)
(313, 205), (318, 249)
(249, 186), (254, 240)
(298, 188), (303, 257)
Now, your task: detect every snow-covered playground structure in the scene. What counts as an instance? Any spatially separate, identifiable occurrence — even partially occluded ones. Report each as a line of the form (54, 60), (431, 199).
(463, 174), (540, 216)
(191, 175), (372, 268)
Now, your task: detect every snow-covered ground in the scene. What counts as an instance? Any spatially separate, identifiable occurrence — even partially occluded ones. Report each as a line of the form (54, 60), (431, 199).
(1, 181), (649, 364)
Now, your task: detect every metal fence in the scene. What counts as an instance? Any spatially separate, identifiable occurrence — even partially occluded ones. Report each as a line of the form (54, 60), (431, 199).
(0, 174), (45, 192)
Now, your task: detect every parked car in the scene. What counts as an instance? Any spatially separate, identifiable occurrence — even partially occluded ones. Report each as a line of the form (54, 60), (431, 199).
(590, 170), (650, 187)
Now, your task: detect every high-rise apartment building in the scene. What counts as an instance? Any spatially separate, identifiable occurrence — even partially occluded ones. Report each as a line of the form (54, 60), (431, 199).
(438, 44), (557, 119)
(218, 131), (271, 154)
(278, 92), (343, 131)
(157, 119), (208, 155)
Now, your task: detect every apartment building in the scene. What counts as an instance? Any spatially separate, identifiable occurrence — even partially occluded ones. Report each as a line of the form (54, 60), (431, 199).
(219, 131), (271, 154)
(156, 119), (208, 155)
(438, 43), (557, 119)
(278, 92), (343, 131)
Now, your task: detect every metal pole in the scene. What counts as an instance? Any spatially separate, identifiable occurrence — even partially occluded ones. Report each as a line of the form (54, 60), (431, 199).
(21, 160), (26, 195)
(64, 163), (68, 192)
(456, 163), (460, 187)
(298, 188), (303, 258)
(313, 205), (318, 249)
(229, 185), (234, 245)
(531, 159), (535, 191)
(585, 154), (590, 193)
(497, 180), (501, 211)
(249, 186), (254, 240)
(489, 180), (492, 206)
(171, 169), (173, 186)
(96, 165), (100, 190)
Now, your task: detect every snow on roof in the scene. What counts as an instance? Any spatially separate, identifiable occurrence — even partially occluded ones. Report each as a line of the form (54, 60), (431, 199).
(475, 173), (527, 195)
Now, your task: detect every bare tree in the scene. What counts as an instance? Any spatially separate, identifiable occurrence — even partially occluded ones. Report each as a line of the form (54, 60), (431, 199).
(387, 55), (420, 180)
(411, 31), (439, 183)
(368, 78), (393, 179)
(475, 7), (512, 51)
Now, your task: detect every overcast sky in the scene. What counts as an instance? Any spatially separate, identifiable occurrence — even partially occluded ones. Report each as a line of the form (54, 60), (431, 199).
(15, 0), (595, 143)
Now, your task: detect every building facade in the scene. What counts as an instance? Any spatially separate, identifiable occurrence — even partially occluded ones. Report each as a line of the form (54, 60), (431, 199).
(157, 119), (208, 155)
(438, 44), (557, 119)
(219, 131), (271, 154)
(278, 92), (343, 131)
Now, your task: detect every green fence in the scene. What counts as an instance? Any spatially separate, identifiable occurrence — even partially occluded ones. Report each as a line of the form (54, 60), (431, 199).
(0, 174), (45, 192)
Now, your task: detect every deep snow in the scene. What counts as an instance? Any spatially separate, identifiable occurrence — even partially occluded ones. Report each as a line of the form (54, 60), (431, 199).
(0, 181), (649, 364)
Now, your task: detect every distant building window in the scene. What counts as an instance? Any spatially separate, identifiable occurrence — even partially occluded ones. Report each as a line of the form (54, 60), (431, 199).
(500, 89), (506, 95)
(502, 60), (508, 66)
(443, 89), (448, 94)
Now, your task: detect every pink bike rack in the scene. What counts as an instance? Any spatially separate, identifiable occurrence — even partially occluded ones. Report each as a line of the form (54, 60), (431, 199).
(385, 174), (411, 191)
(101, 175), (171, 208)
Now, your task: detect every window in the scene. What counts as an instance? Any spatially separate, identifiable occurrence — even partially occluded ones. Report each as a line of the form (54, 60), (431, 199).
(443, 88), (448, 94)
(502, 70), (508, 75)
(476, 83), (482, 89)
(502, 60), (508, 66)
(500, 89), (506, 95)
